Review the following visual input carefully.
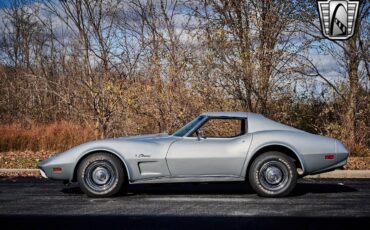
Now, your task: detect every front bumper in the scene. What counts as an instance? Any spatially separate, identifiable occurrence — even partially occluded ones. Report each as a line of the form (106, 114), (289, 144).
(38, 157), (75, 181)
(39, 169), (48, 179)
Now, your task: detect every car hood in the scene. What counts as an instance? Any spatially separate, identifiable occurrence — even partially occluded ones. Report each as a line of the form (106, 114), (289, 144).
(73, 132), (179, 152)
(39, 133), (179, 168)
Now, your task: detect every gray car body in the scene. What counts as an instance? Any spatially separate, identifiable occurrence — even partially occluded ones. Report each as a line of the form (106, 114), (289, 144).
(38, 112), (349, 183)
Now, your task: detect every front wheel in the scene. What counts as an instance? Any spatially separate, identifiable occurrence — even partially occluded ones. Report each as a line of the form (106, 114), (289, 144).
(77, 152), (125, 197)
(248, 152), (297, 197)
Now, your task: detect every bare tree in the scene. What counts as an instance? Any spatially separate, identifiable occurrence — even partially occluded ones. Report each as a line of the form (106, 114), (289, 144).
(296, 1), (370, 150)
(42, 0), (127, 138)
(191, 0), (312, 115)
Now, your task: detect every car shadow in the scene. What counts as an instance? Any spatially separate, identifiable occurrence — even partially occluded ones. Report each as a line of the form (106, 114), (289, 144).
(292, 181), (357, 196)
(61, 179), (357, 197)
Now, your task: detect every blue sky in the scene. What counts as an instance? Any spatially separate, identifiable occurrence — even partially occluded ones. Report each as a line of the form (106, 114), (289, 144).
(0, 1), (11, 8)
(0, 0), (39, 8)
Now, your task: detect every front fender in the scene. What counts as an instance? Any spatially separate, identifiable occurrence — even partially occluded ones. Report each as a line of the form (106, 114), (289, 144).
(38, 140), (133, 182)
(39, 136), (176, 182)
(75, 147), (132, 181)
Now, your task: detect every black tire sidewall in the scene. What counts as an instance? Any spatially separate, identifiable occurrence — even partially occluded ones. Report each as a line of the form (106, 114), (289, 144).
(77, 153), (125, 197)
(249, 152), (297, 197)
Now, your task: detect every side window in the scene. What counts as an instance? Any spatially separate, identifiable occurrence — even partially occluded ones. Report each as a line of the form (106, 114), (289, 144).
(192, 118), (246, 138)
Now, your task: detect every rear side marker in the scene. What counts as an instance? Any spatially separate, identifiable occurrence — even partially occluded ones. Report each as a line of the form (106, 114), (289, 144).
(325, 155), (334, 160)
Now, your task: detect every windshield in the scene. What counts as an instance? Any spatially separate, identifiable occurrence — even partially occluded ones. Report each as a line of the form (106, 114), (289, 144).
(172, 116), (206, 137)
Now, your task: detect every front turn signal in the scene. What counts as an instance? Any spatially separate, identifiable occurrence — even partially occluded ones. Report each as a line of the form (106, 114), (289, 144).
(53, 167), (62, 173)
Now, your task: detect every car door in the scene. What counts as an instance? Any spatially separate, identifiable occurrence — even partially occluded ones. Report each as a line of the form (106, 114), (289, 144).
(166, 118), (253, 177)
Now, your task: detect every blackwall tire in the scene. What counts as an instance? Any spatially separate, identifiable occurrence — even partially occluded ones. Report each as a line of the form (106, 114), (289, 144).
(248, 151), (297, 197)
(77, 152), (125, 198)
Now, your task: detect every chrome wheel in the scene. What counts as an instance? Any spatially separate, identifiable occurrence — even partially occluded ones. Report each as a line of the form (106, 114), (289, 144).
(84, 161), (116, 192)
(258, 161), (289, 191)
(92, 167), (110, 185)
(264, 166), (283, 185)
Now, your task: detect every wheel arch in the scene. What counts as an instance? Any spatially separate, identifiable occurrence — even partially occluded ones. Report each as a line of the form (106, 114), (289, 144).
(246, 144), (305, 178)
(72, 149), (131, 182)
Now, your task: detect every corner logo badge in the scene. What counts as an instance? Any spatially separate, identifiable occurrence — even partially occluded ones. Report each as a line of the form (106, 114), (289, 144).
(317, 0), (360, 40)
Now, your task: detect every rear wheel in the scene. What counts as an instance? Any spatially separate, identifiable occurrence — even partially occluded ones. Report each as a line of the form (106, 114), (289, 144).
(77, 152), (125, 197)
(248, 151), (297, 197)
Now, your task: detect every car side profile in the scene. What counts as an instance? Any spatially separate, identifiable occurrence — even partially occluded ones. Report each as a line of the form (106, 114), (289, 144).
(38, 112), (349, 197)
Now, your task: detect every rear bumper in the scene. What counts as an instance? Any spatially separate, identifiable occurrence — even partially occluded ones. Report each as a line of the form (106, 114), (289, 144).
(309, 159), (347, 175)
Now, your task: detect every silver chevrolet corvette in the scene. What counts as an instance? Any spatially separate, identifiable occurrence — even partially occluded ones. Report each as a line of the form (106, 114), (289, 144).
(39, 112), (349, 197)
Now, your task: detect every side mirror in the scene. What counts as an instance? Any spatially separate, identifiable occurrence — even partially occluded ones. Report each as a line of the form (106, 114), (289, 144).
(196, 129), (206, 141)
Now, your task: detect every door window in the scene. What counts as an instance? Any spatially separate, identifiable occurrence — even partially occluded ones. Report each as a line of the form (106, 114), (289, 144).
(191, 118), (246, 138)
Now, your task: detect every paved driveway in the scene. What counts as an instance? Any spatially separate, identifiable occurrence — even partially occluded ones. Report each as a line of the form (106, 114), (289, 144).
(0, 177), (369, 229)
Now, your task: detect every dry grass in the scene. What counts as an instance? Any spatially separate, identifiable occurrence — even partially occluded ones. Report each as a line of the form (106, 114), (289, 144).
(345, 157), (370, 170)
(344, 140), (370, 158)
(0, 121), (95, 152)
(0, 151), (52, 169)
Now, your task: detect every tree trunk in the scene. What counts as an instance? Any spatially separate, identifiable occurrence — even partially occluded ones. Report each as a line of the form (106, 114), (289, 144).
(344, 32), (359, 150)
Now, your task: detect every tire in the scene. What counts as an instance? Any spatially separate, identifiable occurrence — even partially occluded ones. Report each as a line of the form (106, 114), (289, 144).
(77, 152), (125, 197)
(248, 151), (297, 197)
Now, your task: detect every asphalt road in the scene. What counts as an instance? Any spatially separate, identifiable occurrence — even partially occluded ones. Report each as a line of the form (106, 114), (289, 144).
(1, 177), (370, 229)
